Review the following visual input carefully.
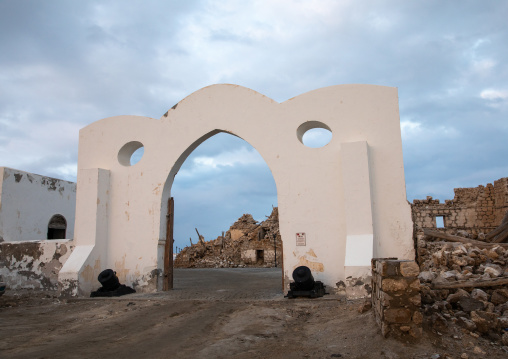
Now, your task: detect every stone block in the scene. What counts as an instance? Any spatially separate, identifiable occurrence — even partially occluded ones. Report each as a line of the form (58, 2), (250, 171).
(400, 261), (419, 277)
(384, 308), (411, 324)
(380, 291), (393, 307)
(470, 311), (496, 333)
(409, 279), (420, 290)
(381, 278), (408, 292)
(491, 289), (508, 305)
(376, 260), (398, 276)
(409, 294), (421, 306)
(412, 311), (423, 325)
(458, 297), (485, 312)
(457, 316), (477, 331)
(409, 327), (423, 338)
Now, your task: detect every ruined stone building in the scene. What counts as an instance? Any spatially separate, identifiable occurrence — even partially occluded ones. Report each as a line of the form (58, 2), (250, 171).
(410, 179), (508, 345)
(412, 177), (508, 237)
(175, 207), (282, 268)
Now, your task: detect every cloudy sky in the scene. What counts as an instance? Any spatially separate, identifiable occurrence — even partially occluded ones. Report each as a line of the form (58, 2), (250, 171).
(1, 1), (507, 250)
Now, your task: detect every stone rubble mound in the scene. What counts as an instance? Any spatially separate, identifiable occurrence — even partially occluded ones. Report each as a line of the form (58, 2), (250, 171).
(417, 231), (508, 345)
(175, 207), (281, 268)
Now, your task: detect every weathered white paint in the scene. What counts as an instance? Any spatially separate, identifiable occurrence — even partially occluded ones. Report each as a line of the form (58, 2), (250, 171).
(59, 168), (110, 295)
(344, 235), (374, 267)
(0, 167), (76, 242)
(341, 141), (374, 277)
(60, 84), (415, 295)
(0, 239), (74, 290)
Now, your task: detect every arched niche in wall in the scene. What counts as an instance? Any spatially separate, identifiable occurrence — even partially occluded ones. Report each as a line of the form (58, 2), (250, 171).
(47, 214), (67, 239)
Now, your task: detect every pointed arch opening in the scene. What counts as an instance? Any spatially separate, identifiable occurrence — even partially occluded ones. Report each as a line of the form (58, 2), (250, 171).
(157, 130), (282, 294)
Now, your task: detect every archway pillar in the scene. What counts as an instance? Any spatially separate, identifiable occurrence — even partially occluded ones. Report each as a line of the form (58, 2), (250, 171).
(59, 168), (110, 296)
(341, 141), (374, 298)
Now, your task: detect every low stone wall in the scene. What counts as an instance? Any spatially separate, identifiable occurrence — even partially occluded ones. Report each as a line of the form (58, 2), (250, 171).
(371, 258), (422, 339)
(0, 240), (74, 290)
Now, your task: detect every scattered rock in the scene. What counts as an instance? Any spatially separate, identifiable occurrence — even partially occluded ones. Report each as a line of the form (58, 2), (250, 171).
(473, 346), (486, 355)
(470, 288), (488, 302)
(470, 311), (496, 333)
(418, 271), (435, 283)
(491, 289), (508, 305)
(502, 332), (508, 346)
(458, 297), (484, 313)
(446, 289), (470, 304)
(358, 300), (372, 313)
(416, 225), (508, 347)
(457, 317), (476, 331)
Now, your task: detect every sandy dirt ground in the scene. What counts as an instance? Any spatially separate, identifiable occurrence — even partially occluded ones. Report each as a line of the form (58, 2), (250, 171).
(1, 268), (507, 359)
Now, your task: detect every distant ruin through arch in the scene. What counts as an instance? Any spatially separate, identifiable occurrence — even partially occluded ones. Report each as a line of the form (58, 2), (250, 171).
(169, 131), (278, 257)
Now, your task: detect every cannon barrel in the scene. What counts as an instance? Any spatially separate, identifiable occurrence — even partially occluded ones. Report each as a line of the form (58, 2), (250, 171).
(97, 269), (120, 291)
(292, 266), (315, 291)
(287, 265), (327, 298)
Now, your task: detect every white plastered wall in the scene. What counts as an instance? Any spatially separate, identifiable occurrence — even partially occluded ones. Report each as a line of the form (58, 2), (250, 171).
(0, 167), (76, 242)
(59, 84), (415, 295)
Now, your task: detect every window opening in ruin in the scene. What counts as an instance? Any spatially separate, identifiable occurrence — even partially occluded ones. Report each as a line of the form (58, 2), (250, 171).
(257, 228), (265, 241)
(296, 121), (332, 148)
(117, 141), (144, 166)
(47, 214), (67, 239)
(435, 215), (445, 228)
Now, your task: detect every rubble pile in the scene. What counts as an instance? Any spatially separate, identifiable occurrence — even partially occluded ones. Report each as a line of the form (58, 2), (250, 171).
(175, 207), (281, 268)
(416, 232), (508, 345)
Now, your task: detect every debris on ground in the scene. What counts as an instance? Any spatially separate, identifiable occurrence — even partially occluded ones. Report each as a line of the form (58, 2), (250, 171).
(417, 228), (508, 345)
(175, 207), (281, 268)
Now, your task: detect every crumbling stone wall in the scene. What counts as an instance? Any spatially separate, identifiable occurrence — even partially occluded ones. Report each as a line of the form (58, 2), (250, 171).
(0, 240), (74, 290)
(175, 207), (282, 268)
(371, 258), (422, 339)
(412, 177), (508, 237)
(413, 177), (508, 345)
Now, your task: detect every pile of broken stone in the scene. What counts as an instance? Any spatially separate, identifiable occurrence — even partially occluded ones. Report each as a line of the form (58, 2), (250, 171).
(417, 233), (508, 345)
(175, 207), (281, 268)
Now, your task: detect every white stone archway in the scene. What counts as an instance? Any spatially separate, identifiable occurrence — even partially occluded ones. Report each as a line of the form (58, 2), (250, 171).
(59, 84), (415, 296)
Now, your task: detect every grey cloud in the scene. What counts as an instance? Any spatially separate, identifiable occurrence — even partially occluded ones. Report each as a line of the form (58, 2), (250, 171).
(1, 0), (507, 245)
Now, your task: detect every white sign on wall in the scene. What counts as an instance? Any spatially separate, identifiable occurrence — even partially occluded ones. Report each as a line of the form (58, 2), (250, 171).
(296, 232), (306, 246)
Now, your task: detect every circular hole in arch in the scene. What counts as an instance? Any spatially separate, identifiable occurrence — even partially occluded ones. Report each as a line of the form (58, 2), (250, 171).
(296, 121), (333, 148)
(130, 147), (144, 165)
(118, 141), (144, 166)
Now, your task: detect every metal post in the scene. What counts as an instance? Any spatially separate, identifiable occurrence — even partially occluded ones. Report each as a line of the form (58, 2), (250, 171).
(163, 197), (174, 291)
(273, 233), (277, 268)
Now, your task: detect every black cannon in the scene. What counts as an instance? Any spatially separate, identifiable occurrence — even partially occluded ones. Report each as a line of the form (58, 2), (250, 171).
(287, 266), (327, 299)
(90, 269), (136, 297)
(98, 269), (120, 291)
